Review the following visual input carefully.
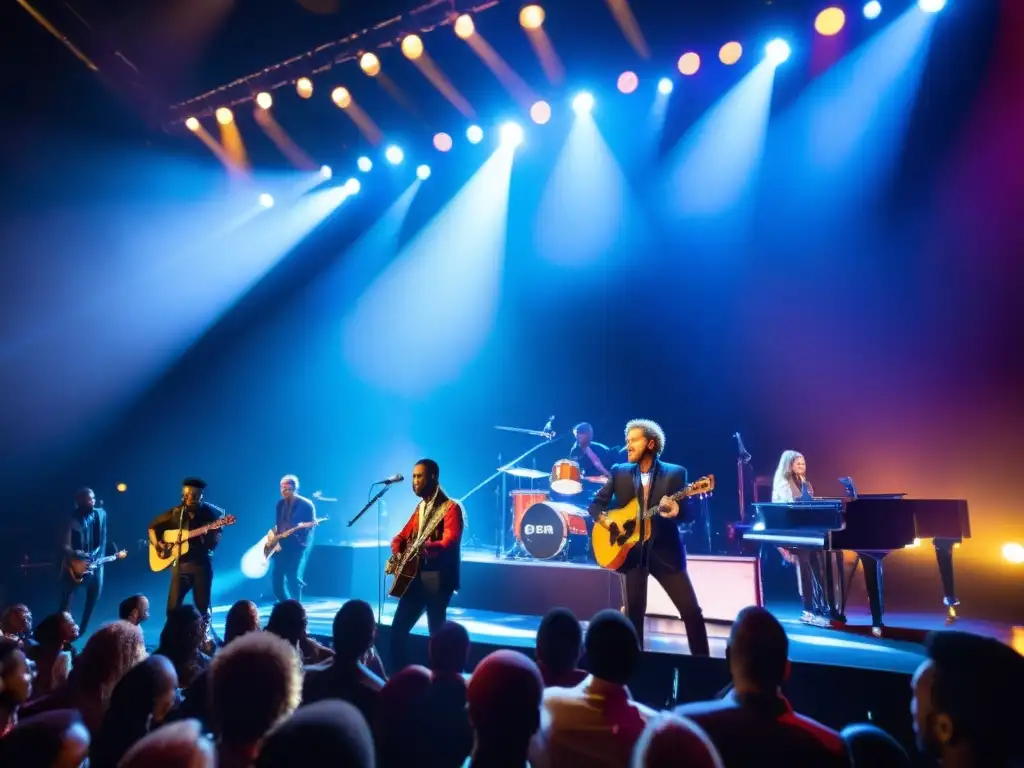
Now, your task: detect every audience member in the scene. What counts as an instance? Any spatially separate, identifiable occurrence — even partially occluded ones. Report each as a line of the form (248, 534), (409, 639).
(675, 606), (849, 767)
(257, 700), (375, 768)
(467, 649), (544, 768)
(424, 621), (473, 767)
(1, 637), (34, 737)
(911, 630), (1024, 768)
(224, 599), (262, 644)
(266, 599), (334, 664)
(0, 604), (33, 647)
(532, 608), (656, 767)
(632, 713), (724, 768)
(209, 630), (303, 768)
(535, 608), (587, 688)
(89, 654), (178, 768)
(118, 718), (215, 768)
(375, 665), (433, 768)
(0, 710), (90, 768)
(118, 595), (151, 626)
(303, 599), (384, 726)
(27, 612), (79, 697)
(841, 723), (911, 768)
(155, 605), (210, 688)
(430, 620), (471, 679)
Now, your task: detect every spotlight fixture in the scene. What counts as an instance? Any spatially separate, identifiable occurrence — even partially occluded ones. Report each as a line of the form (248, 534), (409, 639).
(530, 100), (551, 125)
(259, 193), (274, 208)
(255, 92), (273, 110)
(815, 7), (846, 36)
(385, 145), (404, 165)
(571, 91), (594, 114)
(434, 132), (454, 152)
(357, 156), (373, 172)
(657, 78), (673, 95)
(466, 124), (484, 144)
(344, 178), (361, 195)
(918, 0), (945, 12)
(416, 164), (432, 180)
(296, 77), (314, 98)
(519, 5), (545, 30)
(402, 34), (424, 60)
(617, 71), (639, 94)
(677, 52), (700, 76)
(320, 165), (333, 180)
(332, 87), (352, 109)
(185, 117), (200, 132)
(360, 52), (381, 76)
(719, 41), (743, 65)
(454, 14), (475, 39)
(765, 38), (791, 65)
(499, 121), (524, 147)
(215, 107), (234, 125)
(863, 0), (882, 18)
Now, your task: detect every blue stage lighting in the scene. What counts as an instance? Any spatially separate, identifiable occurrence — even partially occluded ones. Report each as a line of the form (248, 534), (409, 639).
(918, 0), (945, 12)
(863, 0), (882, 18)
(416, 164), (431, 180)
(657, 78), (673, 95)
(320, 165), (332, 180)
(765, 38), (791, 65)
(385, 145), (404, 165)
(357, 156), (373, 172)
(466, 125), (484, 144)
(344, 178), (361, 195)
(572, 92), (594, 115)
(499, 121), (524, 147)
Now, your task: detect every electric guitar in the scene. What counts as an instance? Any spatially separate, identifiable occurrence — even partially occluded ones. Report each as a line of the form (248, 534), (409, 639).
(591, 475), (715, 571)
(64, 550), (127, 584)
(262, 517), (328, 559)
(149, 515), (237, 572)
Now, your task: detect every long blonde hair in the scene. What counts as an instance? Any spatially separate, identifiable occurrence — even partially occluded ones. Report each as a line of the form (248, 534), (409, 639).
(773, 450), (813, 496)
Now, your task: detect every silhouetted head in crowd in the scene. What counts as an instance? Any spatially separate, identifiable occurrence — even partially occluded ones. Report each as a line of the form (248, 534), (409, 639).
(332, 599), (376, 663)
(257, 700), (375, 768)
(430, 621), (470, 677)
(0, 710), (91, 768)
(118, 719), (215, 768)
(841, 723), (912, 768)
(632, 714), (724, 768)
(727, 606), (789, 694)
(118, 595), (150, 626)
(157, 605), (204, 669)
(376, 665), (433, 765)
(536, 608), (582, 679)
(467, 649), (543, 761)
(224, 600), (261, 644)
(1, 604), (32, 638)
(586, 609), (641, 685)
(911, 630), (1024, 768)
(266, 600), (308, 647)
(71, 621), (147, 703)
(1, 637), (33, 719)
(34, 612), (79, 650)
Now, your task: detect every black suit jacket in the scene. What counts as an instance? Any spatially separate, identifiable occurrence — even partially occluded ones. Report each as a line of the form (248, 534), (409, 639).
(588, 460), (689, 572)
(148, 502), (224, 566)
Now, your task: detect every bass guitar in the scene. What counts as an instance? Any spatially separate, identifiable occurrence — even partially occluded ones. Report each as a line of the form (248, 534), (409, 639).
(149, 515), (237, 572)
(64, 550), (127, 584)
(384, 503), (452, 598)
(592, 475), (715, 571)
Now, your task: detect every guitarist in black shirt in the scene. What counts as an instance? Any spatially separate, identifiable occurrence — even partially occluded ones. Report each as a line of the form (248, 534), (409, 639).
(59, 488), (108, 636)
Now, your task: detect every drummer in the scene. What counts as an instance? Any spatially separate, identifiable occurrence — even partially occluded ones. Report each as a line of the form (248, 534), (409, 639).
(567, 422), (614, 482)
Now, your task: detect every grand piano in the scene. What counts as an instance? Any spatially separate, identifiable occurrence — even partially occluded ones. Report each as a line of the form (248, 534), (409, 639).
(741, 493), (971, 629)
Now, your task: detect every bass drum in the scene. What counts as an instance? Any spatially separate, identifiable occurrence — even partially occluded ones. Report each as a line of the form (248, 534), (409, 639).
(518, 501), (589, 560)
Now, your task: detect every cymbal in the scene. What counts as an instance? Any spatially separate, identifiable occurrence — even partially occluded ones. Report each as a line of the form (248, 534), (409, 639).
(584, 476), (609, 484)
(499, 467), (549, 480)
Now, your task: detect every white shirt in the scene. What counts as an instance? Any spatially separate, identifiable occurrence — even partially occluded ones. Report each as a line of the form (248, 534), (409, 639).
(417, 486), (441, 530)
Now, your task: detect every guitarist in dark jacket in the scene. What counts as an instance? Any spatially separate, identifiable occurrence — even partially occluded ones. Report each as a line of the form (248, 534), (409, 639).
(59, 488), (108, 636)
(389, 459), (464, 670)
(589, 419), (710, 655)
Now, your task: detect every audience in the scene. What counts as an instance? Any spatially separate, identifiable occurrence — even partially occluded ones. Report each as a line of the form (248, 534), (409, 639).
(89, 654), (178, 768)
(632, 713), (724, 768)
(118, 718), (216, 768)
(224, 599), (262, 644)
(375, 665), (434, 768)
(467, 649), (544, 768)
(675, 606), (849, 767)
(257, 700), (375, 768)
(155, 605), (210, 688)
(841, 723), (912, 768)
(0, 604), (33, 647)
(911, 630), (1024, 768)
(535, 607), (587, 688)
(266, 599), (334, 664)
(532, 608), (656, 767)
(1, 637), (34, 737)
(209, 630), (303, 768)
(118, 595), (151, 627)
(424, 620), (473, 766)
(27, 611), (79, 697)
(0, 709), (91, 768)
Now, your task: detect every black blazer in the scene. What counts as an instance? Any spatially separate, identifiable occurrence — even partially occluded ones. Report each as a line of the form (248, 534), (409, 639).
(588, 460), (689, 571)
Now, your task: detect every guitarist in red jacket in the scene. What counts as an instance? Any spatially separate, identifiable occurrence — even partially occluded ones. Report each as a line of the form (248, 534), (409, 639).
(589, 419), (710, 655)
(389, 459), (464, 670)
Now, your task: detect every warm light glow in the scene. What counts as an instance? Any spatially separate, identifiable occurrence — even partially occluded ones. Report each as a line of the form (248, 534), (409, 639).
(116, 483), (127, 492)
(259, 193), (274, 208)
(657, 78), (673, 95)
(466, 124), (483, 144)
(320, 165), (333, 180)
(617, 71), (639, 94)
(385, 145), (404, 165)
(185, 117), (200, 132)
(454, 14), (475, 39)
(519, 4), (545, 30)
(530, 100), (551, 124)
(402, 34), (424, 60)
(357, 156), (373, 172)
(815, 7), (847, 36)
(433, 132), (453, 152)
(719, 41), (743, 65)
(416, 164), (431, 180)
(360, 52), (381, 76)
(1003, 542), (1024, 564)
(332, 87), (352, 108)
(863, 1), (882, 19)
(255, 91), (273, 110)
(215, 107), (233, 125)
(677, 52), (701, 76)
(296, 78), (313, 98)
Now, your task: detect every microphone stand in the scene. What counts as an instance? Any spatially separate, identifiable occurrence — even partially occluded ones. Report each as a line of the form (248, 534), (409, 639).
(734, 433), (752, 523)
(347, 484), (393, 527)
(349, 483), (394, 631)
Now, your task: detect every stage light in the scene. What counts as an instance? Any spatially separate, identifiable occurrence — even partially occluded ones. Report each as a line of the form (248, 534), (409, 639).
(530, 100), (551, 124)
(918, 0), (945, 12)
(116, 483), (127, 492)
(433, 132), (453, 152)
(259, 193), (274, 208)
(296, 77), (314, 98)
(332, 87), (352, 108)
(185, 117), (200, 132)
(402, 34), (424, 60)
(385, 145), (404, 165)
(320, 165), (333, 180)
(215, 107), (234, 125)
(572, 92), (594, 115)
(815, 7), (846, 35)
(617, 71), (639, 94)
(357, 156), (373, 172)
(466, 124), (484, 144)
(360, 52), (381, 76)
(256, 91), (273, 110)
(719, 41), (743, 65)
(519, 4), (545, 30)
(657, 78), (673, 95)
(416, 164), (431, 180)
(499, 121), (524, 147)
(454, 14), (475, 39)
(677, 52), (700, 76)
(345, 178), (361, 195)
(1004, 542), (1024, 564)
(863, 1), (882, 18)
(765, 39), (791, 65)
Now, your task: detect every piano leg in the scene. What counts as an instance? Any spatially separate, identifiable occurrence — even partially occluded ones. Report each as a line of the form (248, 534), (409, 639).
(860, 554), (885, 632)
(934, 538), (959, 623)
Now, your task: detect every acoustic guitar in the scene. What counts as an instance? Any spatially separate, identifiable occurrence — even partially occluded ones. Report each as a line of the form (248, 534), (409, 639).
(591, 475), (715, 571)
(149, 515), (237, 572)
(384, 504), (450, 598)
(64, 550), (127, 584)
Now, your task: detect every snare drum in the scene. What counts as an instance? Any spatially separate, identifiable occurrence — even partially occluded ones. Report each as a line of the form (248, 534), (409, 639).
(550, 459), (583, 495)
(510, 490), (549, 539)
(519, 501), (590, 559)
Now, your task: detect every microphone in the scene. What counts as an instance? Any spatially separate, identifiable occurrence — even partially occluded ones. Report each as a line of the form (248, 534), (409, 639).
(377, 474), (404, 485)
